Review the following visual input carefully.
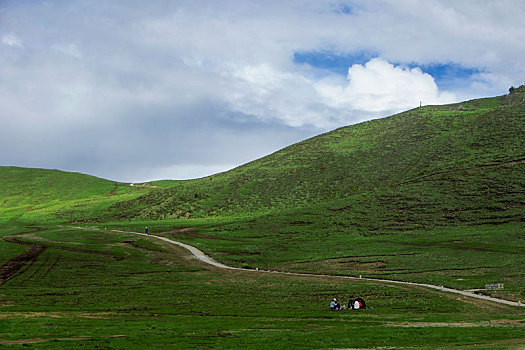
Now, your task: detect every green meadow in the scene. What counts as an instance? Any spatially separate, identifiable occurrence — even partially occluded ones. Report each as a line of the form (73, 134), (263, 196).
(1, 88), (524, 348)
(1, 226), (524, 349)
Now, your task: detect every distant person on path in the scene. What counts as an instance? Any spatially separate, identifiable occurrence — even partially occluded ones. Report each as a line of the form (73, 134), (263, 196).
(145, 227), (149, 234)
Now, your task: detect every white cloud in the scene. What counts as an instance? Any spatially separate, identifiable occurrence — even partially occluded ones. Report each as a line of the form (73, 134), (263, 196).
(226, 59), (456, 129)
(1, 33), (22, 47)
(0, 0), (524, 180)
(318, 58), (456, 113)
(228, 63), (328, 128)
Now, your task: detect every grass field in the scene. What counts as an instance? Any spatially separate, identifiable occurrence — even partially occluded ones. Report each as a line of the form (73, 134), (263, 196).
(1, 88), (524, 348)
(1, 226), (524, 349)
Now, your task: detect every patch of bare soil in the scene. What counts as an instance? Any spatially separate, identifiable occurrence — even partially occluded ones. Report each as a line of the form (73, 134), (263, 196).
(130, 182), (159, 188)
(10, 226), (47, 235)
(0, 241), (46, 286)
(385, 319), (524, 328)
(12, 233), (79, 245)
(335, 259), (386, 271)
(405, 284), (523, 313)
(334, 347), (399, 350)
(285, 258), (387, 274)
(0, 294), (12, 308)
(108, 183), (120, 196)
(0, 311), (118, 320)
(0, 338), (49, 345)
(0, 334), (126, 345)
(224, 326), (334, 334)
(468, 338), (525, 350)
(394, 240), (521, 255)
(3, 236), (122, 259)
(330, 253), (418, 259)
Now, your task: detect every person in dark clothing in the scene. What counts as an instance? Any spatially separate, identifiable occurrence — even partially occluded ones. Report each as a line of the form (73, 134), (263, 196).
(350, 297), (366, 310)
(145, 227), (149, 234)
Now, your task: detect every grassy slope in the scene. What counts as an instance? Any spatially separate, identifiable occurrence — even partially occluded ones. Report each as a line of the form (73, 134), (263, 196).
(92, 88), (525, 301)
(0, 227), (523, 349)
(0, 167), (115, 204)
(1, 89), (524, 348)
(1, 89), (524, 292)
(0, 167), (161, 266)
(0, 166), (162, 225)
(107, 89), (524, 222)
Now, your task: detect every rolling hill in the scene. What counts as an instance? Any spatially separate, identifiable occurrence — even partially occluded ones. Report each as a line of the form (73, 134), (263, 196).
(1, 87), (524, 293)
(97, 87), (524, 301)
(0, 167), (156, 224)
(1, 88), (524, 348)
(106, 86), (525, 228)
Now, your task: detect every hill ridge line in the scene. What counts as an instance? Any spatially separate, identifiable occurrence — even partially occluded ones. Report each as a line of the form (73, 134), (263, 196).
(71, 226), (524, 308)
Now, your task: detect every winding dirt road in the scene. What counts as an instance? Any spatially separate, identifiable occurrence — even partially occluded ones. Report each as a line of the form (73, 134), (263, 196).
(74, 227), (523, 308)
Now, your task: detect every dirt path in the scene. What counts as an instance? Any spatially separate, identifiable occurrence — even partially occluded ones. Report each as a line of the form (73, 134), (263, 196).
(73, 227), (524, 308)
(129, 183), (159, 189)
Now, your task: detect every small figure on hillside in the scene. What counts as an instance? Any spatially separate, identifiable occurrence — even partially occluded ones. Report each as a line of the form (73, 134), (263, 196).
(330, 298), (340, 311)
(145, 227), (149, 234)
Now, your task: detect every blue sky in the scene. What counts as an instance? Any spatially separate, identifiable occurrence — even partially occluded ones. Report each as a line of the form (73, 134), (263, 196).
(416, 64), (483, 91)
(293, 51), (376, 76)
(294, 51), (482, 91)
(1, 0), (524, 182)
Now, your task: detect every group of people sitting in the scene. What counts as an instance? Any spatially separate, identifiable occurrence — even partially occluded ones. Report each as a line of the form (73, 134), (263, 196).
(330, 297), (367, 310)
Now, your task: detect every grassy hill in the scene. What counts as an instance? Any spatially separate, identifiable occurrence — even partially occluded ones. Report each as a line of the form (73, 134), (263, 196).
(0, 167), (159, 225)
(0, 167), (116, 206)
(0, 88), (524, 348)
(1, 88), (523, 283)
(106, 87), (525, 225)
(95, 87), (524, 301)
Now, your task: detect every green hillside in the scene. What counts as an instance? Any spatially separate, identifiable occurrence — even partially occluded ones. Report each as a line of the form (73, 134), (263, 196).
(0, 167), (115, 206)
(0, 167), (158, 224)
(1, 88), (524, 348)
(87, 87), (524, 302)
(107, 87), (525, 226)
(2, 88), (524, 288)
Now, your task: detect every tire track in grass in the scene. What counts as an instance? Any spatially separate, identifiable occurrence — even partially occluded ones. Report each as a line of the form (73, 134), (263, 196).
(0, 244), (46, 286)
(74, 226), (524, 308)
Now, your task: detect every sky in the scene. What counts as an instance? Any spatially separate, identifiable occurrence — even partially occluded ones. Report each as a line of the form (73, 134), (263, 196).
(1, 0), (524, 182)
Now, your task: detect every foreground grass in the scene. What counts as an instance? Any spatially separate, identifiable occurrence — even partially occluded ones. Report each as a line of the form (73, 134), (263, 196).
(1, 226), (524, 349)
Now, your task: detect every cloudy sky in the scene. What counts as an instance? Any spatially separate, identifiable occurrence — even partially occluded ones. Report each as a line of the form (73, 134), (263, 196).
(1, 0), (524, 182)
